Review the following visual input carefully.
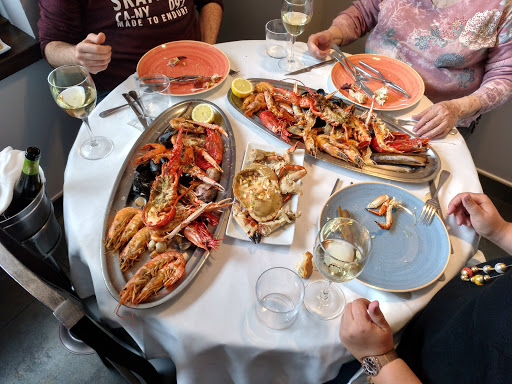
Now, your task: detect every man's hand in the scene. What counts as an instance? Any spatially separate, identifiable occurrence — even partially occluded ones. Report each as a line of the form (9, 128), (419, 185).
(75, 33), (112, 74)
(340, 299), (394, 361)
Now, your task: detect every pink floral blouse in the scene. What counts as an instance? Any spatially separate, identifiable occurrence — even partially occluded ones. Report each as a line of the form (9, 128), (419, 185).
(333, 0), (512, 123)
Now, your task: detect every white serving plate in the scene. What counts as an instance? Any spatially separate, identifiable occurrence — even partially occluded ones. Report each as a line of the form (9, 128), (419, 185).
(225, 142), (305, 245)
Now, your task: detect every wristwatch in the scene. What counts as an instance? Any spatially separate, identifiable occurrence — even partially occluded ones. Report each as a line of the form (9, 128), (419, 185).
(361, 349), (399, 376)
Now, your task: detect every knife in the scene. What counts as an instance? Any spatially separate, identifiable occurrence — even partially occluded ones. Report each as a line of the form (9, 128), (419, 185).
(331, 50), (374, 98)
(122, 93), (149, 130)
(358, 61), (411, 98)
(285, 58), (336, 75)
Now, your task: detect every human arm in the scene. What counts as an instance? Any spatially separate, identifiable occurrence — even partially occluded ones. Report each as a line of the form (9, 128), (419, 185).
(196, 1), (223, 44)
(447, 193), (512, 255)
(37, 0), (111, 73)
(307, 0), (382, 59)
(412, 10), (512, 138)
(340, 299), (422, 384)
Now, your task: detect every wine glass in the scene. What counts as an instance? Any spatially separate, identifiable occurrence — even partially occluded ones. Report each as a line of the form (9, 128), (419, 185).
(304, 217), (372, 320)
(278, 0), (314, 72)
(48, 65), (113, 160)
(135, 73), (171, 119)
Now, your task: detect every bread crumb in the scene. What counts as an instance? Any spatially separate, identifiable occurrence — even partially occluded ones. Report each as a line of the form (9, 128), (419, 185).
(296, 251), (313, 278)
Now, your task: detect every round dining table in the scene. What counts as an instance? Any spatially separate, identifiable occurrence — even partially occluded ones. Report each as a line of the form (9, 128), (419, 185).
(63, 40), (483, 384)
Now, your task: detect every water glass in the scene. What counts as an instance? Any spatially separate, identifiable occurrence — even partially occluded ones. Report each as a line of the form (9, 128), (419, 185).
(135, 73), (171, 119)
(265, 19), (290, 59)
(255, 267), (305, 329)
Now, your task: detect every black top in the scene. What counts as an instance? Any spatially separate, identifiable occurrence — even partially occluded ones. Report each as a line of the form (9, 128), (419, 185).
(397, 256), (512, 384)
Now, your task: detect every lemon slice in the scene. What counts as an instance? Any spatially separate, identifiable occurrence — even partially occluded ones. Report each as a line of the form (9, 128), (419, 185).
(192, 103), (215, 123)
(59, 86), (86, 108)
(231, 78), (253, 98)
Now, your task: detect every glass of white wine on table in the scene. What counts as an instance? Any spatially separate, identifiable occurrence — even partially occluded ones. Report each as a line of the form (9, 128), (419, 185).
(304, 217), (372, 320)
(48, 65), (113, 160)
(278, 0), (313, 72)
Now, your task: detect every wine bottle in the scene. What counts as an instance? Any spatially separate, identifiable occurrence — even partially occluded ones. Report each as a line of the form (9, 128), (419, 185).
(2, 147), (43, 219)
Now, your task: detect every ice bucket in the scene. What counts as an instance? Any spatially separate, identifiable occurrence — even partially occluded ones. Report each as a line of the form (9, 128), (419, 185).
(0, 183), (61, 256)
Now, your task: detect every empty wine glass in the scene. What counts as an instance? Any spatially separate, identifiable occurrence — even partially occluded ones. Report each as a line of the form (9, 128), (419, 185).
(48, 65), (113, 160)
(279, 0), (314, 72)
(135, 73), (171, 119)
(304, 217), (372, 320)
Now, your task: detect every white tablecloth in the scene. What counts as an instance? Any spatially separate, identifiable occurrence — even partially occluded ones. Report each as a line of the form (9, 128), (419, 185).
(63, 41), (482, 383)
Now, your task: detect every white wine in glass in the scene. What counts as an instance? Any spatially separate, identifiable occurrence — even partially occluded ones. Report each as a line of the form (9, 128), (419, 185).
(304, 217), (372, 320)
(279, 0), (313, 72)
(48, 65), (113, 160)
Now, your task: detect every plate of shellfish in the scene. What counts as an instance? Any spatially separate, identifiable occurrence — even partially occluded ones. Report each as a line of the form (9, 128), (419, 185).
(227, 78), (440, 183)
(101, 100), (235, 309)
(225, 142), (306, 245)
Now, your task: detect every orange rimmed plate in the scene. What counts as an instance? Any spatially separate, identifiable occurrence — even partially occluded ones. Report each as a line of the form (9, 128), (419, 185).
(137, 40), (230, 96)
(331, 54), (425, 111)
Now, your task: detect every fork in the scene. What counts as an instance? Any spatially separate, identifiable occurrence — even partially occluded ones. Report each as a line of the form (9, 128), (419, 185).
(419, 170), (450, 225)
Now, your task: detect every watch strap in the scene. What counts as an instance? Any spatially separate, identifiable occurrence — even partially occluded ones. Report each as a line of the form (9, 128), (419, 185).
(362, 349), (399, 376)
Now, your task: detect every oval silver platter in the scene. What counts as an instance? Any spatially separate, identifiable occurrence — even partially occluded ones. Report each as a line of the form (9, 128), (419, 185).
(101, 99), (235, 309)
(227, 78), (440, 183)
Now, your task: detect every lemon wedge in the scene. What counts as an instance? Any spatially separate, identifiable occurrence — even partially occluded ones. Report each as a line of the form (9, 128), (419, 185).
(59, 86), (86, 108)
(192, 103), (215, 123)
(231, 78), (253, 98)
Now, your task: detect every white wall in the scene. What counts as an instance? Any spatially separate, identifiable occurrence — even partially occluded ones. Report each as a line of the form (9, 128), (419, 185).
(467, 107), (512, 186)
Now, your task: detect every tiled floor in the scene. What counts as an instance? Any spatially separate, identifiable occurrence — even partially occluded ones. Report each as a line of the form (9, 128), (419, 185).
(0, 175), (510, 383)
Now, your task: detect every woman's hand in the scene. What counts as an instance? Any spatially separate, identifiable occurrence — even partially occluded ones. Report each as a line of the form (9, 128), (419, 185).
(448, 192), (508, 239)
(411, 100), (460, 138)
(75, 32), (112, 74)
(307, 26), (344, 59)
(339, 299), (394, 361)
(307, 30), (334, 59)
(412, 95), (481, 139)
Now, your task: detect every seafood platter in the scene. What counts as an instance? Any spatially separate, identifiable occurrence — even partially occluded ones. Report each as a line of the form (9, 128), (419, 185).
(227, 78), (440, 183)
(101, 100), (235, 309)
(320, 182), (450, 292)
(225, 142), (306, 245)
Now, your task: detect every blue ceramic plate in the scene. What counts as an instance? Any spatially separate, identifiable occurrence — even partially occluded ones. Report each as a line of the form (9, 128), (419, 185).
(319, 182), (450, 292)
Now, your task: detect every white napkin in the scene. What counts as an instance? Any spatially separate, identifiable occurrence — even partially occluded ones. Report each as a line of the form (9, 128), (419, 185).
(0, 146), (45, 215)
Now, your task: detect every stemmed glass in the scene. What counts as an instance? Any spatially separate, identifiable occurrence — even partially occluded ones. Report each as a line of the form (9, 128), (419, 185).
(135, 73), (171, 120)
(278, 0), (314, 72)
(48, 65), (113, 160)
(304, 217), (372, 320)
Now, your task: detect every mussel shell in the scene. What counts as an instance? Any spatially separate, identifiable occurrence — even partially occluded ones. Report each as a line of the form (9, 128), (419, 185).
(196, 183), (218, 202)
(132, 171), (155, 197)
(158, 128), (177, 148)
(148, 159), (161, 173)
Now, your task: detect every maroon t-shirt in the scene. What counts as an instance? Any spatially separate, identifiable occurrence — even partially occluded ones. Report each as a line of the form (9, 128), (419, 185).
(38, 0), (223, 90)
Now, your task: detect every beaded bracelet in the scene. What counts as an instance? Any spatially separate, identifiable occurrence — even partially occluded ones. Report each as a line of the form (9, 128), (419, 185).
(460, 263), (511, 285)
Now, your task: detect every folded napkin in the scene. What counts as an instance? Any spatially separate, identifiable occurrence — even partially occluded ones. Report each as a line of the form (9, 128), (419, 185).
(0, 146), (45, 215)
